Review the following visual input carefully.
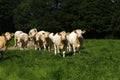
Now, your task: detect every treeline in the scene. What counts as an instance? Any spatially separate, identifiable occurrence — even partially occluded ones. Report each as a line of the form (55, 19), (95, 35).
(0, 0), (119, 38)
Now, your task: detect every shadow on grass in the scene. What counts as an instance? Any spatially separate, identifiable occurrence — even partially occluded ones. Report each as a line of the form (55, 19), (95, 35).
(0, 51), (10, 62)
(59, 51), (74, 58)
(0, 54), (22, 63)
(0, 56), (10, 63)
(65, 52), (74, 57)
(64, 48), (90, 57)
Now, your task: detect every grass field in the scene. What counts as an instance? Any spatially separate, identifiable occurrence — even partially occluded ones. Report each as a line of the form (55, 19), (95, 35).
(0, 39), (120, 80)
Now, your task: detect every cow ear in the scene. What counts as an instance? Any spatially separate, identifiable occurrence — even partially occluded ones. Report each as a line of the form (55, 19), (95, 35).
(34, 28), (37, 32)
(58, 32), (62, 36)
(73, 30), (77, 33)
(82, 30), (86, 34)
(29, 32), (32, 35)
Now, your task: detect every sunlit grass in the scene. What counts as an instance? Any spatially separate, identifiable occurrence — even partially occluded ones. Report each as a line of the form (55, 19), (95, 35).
(0, 39), (120, 80)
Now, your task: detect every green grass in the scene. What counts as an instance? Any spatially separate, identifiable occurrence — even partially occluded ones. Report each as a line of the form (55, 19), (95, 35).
(0, 39), (120, 80)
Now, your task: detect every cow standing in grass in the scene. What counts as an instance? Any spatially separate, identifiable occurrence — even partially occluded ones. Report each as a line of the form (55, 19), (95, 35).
(74, 29), (86, 50)
(0, 32), (12, 57)
(14, 31), (23, 47)
(35, 30), (53, 51)
(29, 28), (37, 43)
(49, 31), (68, 57)
(35, 31), (47, 50)
(17, 32), (29, 50)
(66, 29), (85, 55)
(43, 31), (53, 51)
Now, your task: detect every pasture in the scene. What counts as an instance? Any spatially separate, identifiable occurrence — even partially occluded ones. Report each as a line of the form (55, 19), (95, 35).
(0, 39), (120, 80)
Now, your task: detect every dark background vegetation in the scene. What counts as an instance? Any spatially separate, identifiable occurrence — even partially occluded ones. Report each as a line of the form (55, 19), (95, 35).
(0, 0), (119, 38)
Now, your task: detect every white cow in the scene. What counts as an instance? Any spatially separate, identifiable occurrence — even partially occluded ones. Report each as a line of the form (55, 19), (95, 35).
(44, 31), (53, 51)
(29, 28), (37, 42)
(14, 31), (23, 47)
(0, 32), (12, 57)
(74, 29), (86, 50)
(66, 29), (85, 54)
(17, 32), (29, 49)
(49, 31), (68, 57)
(35, 30), (53, 51)
(35, 31), (47, 50)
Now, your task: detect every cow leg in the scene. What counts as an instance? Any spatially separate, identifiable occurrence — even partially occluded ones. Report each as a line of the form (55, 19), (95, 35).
(63, 51), (65, 58)
(72, 45), (76, 55)
(19, 42), (23, 50)
(54, 44), (57, 55)
(14, 38), (17, 47)
(43, 44), (46, 50)
(48, 46), (50, 51)
(57, 46), (60, 53)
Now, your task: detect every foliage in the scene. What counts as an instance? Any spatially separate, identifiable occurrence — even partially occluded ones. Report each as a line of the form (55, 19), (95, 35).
(0, 0), (118, 38)
(0, 0), (22, 34)
(111, 0), (120, 38)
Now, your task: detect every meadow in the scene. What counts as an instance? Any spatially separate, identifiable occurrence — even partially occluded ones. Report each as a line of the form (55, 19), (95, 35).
(0, 39), (120, 80)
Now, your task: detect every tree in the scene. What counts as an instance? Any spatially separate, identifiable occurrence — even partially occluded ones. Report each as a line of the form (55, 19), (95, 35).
(0, 0), (22, 34)
(111, 0), (120, 38)
(78, 0), (112, 38)
(61, 0), (113, 38)
(0, 0), (114, 38)
(13, 0), (33, 32)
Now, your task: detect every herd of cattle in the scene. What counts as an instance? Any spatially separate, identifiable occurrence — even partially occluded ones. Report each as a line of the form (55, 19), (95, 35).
(0, 28), (85, 58)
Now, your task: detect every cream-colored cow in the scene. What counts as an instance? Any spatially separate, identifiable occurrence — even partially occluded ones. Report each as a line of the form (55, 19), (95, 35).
(74, 29), (86, 50)
(17, 32), (29, 49)
(44, 31), (53, 51)
(66, 29), (85, 54)
(35, 30), (53, 51)
(29, 28), (37, 42)
(35, 31), (47, 50)
(49, 31), (68, 57)
(14, 31), (23, 47)
(0, 32), (12, 57)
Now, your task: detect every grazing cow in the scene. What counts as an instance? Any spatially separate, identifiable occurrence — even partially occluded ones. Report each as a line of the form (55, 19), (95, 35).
(14, 31), (23, 47)
(17, 32), (29, 49)
(0, 32), (12, 57)
(66, 29), (85, 54)
(35, 30), (53, 51)
(35, 31), (47, 50)
(44, 31), (53, 51)
(29, 28), (37, 42)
